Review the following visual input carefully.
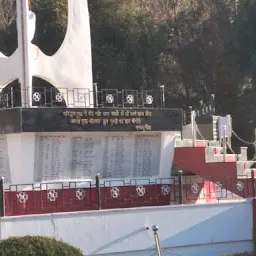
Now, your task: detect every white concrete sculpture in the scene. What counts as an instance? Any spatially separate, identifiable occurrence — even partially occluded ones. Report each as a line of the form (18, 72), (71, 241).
(0, 0), (93, 107)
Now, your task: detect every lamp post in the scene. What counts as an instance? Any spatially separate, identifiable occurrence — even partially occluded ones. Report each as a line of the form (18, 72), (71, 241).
(152, 225), (162, 256)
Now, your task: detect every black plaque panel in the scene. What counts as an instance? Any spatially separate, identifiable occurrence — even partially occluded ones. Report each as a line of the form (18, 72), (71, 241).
(22, 108), (183, 132)
(0, 108), (22, 134)
(0, 107), (183, 133)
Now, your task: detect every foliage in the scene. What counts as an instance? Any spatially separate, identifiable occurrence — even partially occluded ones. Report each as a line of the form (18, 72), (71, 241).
(0, 236), (83, 255)
(222, 253), (253, 256)
(1, 0), (256, 143)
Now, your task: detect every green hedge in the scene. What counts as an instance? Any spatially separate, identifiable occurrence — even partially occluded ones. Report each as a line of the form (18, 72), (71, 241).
(0, 236), (83, 256)
(223, 253), (253, 256)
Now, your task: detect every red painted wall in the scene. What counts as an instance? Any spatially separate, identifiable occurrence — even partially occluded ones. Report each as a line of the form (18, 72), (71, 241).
(174, 147), (237, 179)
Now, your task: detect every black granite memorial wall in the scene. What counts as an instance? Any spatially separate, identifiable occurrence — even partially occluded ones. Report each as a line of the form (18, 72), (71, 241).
(0, 107), (183, 133)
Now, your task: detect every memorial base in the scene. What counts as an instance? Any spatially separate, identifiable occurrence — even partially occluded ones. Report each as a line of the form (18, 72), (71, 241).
(0, 131), (178, 185)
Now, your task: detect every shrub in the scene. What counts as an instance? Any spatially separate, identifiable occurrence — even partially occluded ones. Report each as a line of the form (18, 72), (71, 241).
(222, 253), (253, 256)
(0, 236), (83, 256)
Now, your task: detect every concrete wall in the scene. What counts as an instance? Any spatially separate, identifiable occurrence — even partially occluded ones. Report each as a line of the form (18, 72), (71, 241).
(0, 200), (253, 256)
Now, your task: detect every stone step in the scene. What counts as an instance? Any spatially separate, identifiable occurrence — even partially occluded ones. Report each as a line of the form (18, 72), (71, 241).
(236, 162), (256, 176)
(209, 141), (220, 147)
(213, 154), (237, 162)
(175, 139), (209, 148)
(205, 146), (238, 162)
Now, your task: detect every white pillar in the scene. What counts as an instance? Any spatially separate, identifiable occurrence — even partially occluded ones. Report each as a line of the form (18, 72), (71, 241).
(16, 0), (35, 107)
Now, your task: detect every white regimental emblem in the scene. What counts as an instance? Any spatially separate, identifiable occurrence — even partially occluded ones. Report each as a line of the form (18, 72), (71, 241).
(146, 95), (153, 104)
(76, 189), (85, 200)
(136, 185), (146, 197)
(110, 187), (120, 199)
(161, 185), (170, 196)
(191, 183), (200, 194)
(236, 181), (244, 192)
(33, 92), (41, 102)
(47, 190), (58, 202)
(126, 94), (134, 104)
(55, 93), (64, 102)
(16, 192), (28, 204)
(106, 94), (114, 104)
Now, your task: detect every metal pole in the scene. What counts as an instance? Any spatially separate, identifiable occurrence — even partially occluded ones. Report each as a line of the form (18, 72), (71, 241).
(160, 85), (165, 108)
(96, 174), (101, 210)
(226, 115), (232, 146)
(0, 177), (5, 217)
(191, 111), (196, 147)
(223, 126), (227, 162)
(152, 225), (162, 256)
(211, 94), (215, 114)
(199, 100), (203, 116)
(93, 83), (98, 108)
(178, 170), (183, 204)
(251, 170), (256, 198)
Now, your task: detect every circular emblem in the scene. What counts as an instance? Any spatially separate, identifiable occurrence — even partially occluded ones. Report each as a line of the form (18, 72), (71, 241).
(16, 192), (28, 204)
(76, 189), (86, 200)
(47, 190), (58, 202)
(33, 92), (41, 102)
(146, 95), (153, 104)
(236, 181), (244, 192)
(126, 94), (134, 104)
(161, 185), (170, 196)
(136, 185), (146, 197)
(55, 93), (64, 102)
(106, 94), (114, 104)
(110, 187), (120, 199)
(191, 183), (200, 194)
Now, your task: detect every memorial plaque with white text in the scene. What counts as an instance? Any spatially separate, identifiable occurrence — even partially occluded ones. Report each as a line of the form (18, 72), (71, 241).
(0, 136), (11, 183)
(133, 135), (161, 177)
(34, 135), (70, 181)
(102, 135), (133, 178)
(33, 132), (165, 182)
(71, 136), (101, 179)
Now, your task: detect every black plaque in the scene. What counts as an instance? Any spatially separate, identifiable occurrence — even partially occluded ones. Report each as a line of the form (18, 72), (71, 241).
(21, 107), (183, 133)
(0, 108), (22, 134)
(0, 107), (183, 133)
